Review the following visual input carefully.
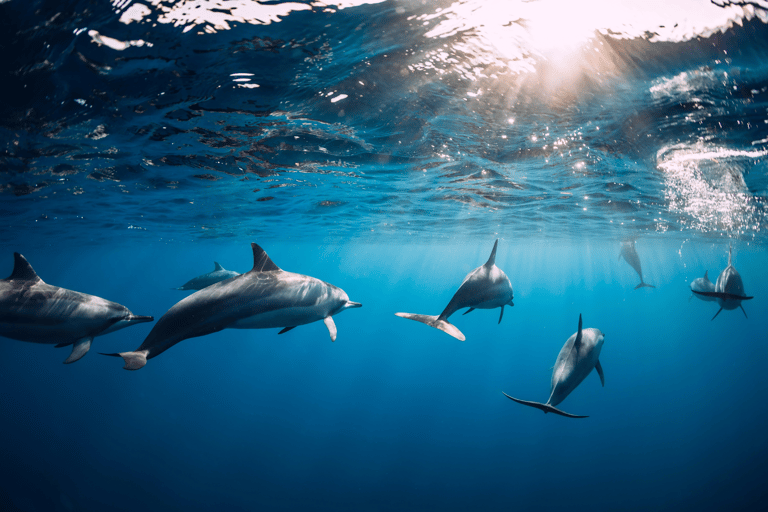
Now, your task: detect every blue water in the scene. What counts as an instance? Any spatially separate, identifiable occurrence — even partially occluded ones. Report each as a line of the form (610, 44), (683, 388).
(2, 0), (768, 510)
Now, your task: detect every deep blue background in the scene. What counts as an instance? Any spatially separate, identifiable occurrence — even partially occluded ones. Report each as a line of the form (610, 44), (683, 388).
(1, 238), (766, 511)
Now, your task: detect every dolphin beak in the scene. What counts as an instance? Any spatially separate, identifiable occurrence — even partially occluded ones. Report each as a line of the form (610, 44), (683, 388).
(345, 301), (362, 309)
(129, 315), (155, 324)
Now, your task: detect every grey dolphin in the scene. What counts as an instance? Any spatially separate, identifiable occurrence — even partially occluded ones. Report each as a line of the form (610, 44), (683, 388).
(394, 239), (514, 341)
(619, 240), (654, 289)
(0, 253), (153, 363)
(690, 270), (717, 302)
(104, 242), (362, 370)
(175, 262), (240, 291)
(692, 246), (753, 319)
(503, 314), (605, 419)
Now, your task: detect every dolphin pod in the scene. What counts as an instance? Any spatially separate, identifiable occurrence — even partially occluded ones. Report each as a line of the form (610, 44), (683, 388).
(394, 239), (514, 341)
(175, 261), (241, 291)
(0, 253), (153, 363)
(0, 240), (757, 420)
(503, 314), (605, 419)
(691, 246), (753, 320)
(103, 243), (362, 370)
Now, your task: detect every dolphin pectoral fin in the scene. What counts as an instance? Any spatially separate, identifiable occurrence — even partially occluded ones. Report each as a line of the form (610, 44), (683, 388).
(324, 316), (337, 342)
(740, 304), (748, 319)
(498, 305), (504, 324)
(502, 392), (588, 419)
(595, 359), (605, 387)
(54, 342), (71, 348)
(63, 337), (93, 364)
(462, 308), (476, 315)
(278, 326), (296, 335)
(394, 313), (466, 341)
(101, 350), (148, 370)
(635, 282), (655, 289)
(711, 307), (723, 320)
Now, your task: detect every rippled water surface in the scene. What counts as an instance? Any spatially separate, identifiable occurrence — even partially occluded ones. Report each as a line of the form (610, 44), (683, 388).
(2, 1), (768, 511)
(2, 0), (768, 243)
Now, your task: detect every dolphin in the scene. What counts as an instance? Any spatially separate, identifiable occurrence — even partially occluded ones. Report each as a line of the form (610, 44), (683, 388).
(503, 314), (605, 419)
(619, 240), (654, 289)
(103, 242), (362, 370)
(0, 253), (153, 363)
(692, 246), (753, 319)
(689, 270), (717, 302)
(175, 262), (240, 291)
(394, 239), (514, 341)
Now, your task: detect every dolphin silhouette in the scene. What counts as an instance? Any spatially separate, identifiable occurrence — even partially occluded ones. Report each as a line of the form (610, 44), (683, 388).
(689, 270), (717, 302)
(619, 240), (654, 289)
(394, 239), (514, 341)
(104, 243), (361, 370)
(0, 253), (153, 363)
(691, 246), (753, 319)
(175, 261), (240, 291)
(503, 314), (605, 419)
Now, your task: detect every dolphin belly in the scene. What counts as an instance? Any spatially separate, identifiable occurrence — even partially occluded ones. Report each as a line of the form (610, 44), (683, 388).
(229, 306), (329, 329)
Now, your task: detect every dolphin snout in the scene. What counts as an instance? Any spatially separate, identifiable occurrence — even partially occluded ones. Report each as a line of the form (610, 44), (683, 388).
(345, 301), (362, 309)
(129, 315), (154, 324)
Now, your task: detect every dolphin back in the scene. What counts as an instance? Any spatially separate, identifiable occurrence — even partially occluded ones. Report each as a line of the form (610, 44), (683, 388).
(394, 312), (465, 341)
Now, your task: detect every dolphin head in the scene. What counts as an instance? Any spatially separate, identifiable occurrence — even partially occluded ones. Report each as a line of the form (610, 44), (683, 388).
(100, 313), (155, 336)
(327, 285), (362, 315)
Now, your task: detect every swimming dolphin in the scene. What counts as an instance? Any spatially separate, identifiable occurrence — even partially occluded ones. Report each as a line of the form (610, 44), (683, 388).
(394, 239), (514, 341)
(619, 240), (654, 289)
(104, 242), (362, 370)
(691, 246), (753, 319)
(503, 314), (605, 419)
(689, 270), (717, 302)
(175, 262), (240, 291)
(0, 253), (153, 363)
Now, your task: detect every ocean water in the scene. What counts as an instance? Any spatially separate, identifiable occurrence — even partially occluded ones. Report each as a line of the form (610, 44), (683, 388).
(1, 0), (768, 511)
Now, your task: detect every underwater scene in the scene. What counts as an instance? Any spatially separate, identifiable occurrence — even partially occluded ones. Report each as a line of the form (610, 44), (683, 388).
(1, 0), (768, 510)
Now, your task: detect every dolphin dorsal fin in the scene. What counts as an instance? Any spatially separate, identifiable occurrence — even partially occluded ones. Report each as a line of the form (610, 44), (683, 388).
(7, 253), (42, 282)
(704, 270), (708, 280)
(250, 243), (280, 272)
(214, 262), (224, 271)
(485, 239), (499, 267)
(574, 314), (583, 348)
(728, 245), (733, 267)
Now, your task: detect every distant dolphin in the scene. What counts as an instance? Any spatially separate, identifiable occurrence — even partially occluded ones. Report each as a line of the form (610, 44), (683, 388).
(619, 240), (654, 289)
(503, 314), (605, 418)
(394, 239), (514, 341)
(104, 243), (362, 370)
(689, 270), (717, 302)
(175, 262), (240, 291)
(692, 246), (753, 319)
(0, 253), (153, 363)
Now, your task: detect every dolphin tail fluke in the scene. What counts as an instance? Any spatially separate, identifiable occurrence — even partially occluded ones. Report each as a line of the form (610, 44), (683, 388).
(394, 312), (466, 341)
(634, 282), (655, 290)
(101, 350), (149, 370)
(502, 392), (588, 418)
